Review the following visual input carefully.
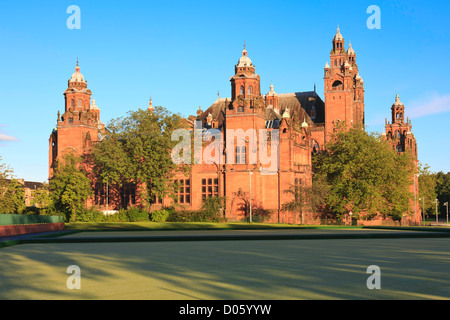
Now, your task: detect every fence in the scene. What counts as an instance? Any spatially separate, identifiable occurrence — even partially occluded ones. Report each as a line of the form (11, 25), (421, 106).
(0, 214), (63, 226)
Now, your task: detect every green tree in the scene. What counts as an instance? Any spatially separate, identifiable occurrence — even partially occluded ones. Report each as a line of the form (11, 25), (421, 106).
(200, 196), (226, 222)
(436, 171), (450, 216)
(282, 174), (329, 224)
(90, 106), (188, 210)
(49, 153), (92, 222)
(418, 164), (438, 219)
(313, 123), (415, 222)
(0, 179), (26, 214)
(31, 183), (55, 215)
(0, 156), (25, 214)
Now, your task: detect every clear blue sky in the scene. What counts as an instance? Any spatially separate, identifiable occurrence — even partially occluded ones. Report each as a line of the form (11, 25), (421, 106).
(0, 0), (449, 182)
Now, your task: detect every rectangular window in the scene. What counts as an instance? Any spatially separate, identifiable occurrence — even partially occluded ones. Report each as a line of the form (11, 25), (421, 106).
(121, 182), (137, 208)
(202, 177), (219, 199)
(94, 182), (106, 206)
(175, 179), (191, 204)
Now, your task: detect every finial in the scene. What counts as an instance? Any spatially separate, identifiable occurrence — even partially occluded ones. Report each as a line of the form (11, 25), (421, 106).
(148, 95), (153, 111)
(244, 40), (246, 50)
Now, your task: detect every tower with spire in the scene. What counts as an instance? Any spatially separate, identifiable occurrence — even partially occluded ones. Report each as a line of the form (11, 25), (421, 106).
(383, 94), (417, 157)
(48, 61), (105, 178)
(383, 94), (419, 224)
(323, 26), (365, 142)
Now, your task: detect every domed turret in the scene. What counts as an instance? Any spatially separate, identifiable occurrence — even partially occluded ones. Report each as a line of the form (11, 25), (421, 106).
(69, 60), (86, 83)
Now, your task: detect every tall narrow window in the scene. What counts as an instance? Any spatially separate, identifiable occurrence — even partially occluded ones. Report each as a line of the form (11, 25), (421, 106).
(240, 86), (244, 95)
(94, 182), (106, 205)
(121, 182), (136, 208)
(78, 99), (82, 107)
(248, 86), (252, 95)
(176, 179), (190, 204)
(236, 145), (246, 164)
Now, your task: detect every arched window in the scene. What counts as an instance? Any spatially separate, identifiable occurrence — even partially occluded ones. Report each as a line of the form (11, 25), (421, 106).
(311, 140), (320, 154)
(240, 86), (245, 95)
(248, 86), (252, 95)
(78, 99), (82, 107)
(236, 145), (246, 164)
(71, 99), (75, 108)
(332, 80), (343, 88)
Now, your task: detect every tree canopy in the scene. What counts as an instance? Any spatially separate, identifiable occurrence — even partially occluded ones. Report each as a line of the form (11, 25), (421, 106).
(313, 123), (415, 221)
(89, 106), (188, 209)
(49, 153), (92, 222)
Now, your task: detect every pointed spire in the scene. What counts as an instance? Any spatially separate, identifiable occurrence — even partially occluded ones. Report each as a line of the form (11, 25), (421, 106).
(347, 41), (355, 55)
(267, 82), (277, 96)
(334, 25), (344, 41)
(301, 117), (309, 128)
(325, 61), (330, 69)
(148, 95), (154, 111)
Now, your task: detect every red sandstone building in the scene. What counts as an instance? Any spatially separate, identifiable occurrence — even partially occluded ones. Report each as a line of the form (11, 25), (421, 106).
(49, 28), (420, 224)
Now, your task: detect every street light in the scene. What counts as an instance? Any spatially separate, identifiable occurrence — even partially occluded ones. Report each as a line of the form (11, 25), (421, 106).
(238, 137), (252, 223)
(444, 202), (449, 224)
(434, 199), (438, 224)
(248, 169), (253, 223)
(419, 197), (425, 225)
(414, 174), (417, 226)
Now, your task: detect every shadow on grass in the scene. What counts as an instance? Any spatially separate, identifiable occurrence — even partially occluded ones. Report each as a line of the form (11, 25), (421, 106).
(1, 235), (450, 300)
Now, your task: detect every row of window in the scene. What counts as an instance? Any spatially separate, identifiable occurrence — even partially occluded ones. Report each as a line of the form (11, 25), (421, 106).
(94, 178), (220, 207)
(240, 86), (253, 95)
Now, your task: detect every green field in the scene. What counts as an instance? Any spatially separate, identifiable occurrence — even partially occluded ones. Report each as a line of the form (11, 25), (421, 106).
(1, 223), (450, 300)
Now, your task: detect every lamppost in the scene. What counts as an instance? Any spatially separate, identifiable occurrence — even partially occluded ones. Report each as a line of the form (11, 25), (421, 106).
(414, 174), (418, 226)
(238, 137), (252, 223)
(444, 202), (449, 224)
(419, 197), (425, 225)
(248, 169), (253, 223)
(434, 199), (438, 224)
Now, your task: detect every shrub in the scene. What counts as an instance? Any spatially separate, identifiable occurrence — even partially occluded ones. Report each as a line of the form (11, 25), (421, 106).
(126, 206), (150, 222)
(77, 207), (104, 222)
(150, 209), (170, 222)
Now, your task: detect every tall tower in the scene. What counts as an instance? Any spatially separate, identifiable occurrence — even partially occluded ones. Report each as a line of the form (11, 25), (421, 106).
(49, 61), (105, 178)
(324, 27), (365, 142)
(383, 94), (419, 224)
(383, 94), (417, 157)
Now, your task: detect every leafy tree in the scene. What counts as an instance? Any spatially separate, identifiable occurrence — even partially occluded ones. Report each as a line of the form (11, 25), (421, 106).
(0, 156), (25, 214)
(200, 196), (226, 222)
(418, 164), (438, 219)
(282, 174), (329, 224)
(49, 153), (92, 222)
(90, 106), (188, 210)
(436, 171), (450, 216)
(31, 182), (55, 215)
(0, 179), (26, 214)
(313, 123), (415, 221)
